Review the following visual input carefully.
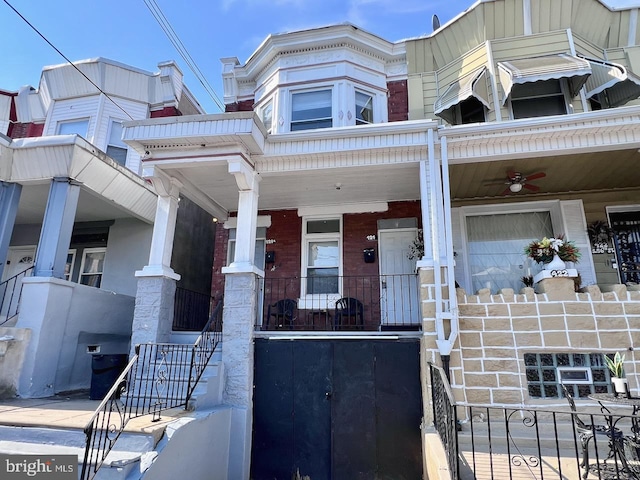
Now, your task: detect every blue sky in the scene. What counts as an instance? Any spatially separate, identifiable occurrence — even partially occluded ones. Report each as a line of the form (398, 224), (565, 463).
(1, 0), (638, 113)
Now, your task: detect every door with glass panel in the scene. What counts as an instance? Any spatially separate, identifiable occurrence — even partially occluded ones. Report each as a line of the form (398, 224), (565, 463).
(466, 212), (553, 293)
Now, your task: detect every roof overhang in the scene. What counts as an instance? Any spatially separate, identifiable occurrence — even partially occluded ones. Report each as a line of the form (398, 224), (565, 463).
(434, 67), (490, 124)
(125, 114), (438, 216)
(582, 57), (640, 108)
(4, 135), (157, 223)
(498, 54), (592, 104)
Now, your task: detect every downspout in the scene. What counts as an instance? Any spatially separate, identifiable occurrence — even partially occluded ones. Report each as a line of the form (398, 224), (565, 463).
(423, 133), (458, 373)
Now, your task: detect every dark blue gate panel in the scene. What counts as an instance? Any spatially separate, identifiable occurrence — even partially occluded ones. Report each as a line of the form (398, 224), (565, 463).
(332, 341), (377, 480)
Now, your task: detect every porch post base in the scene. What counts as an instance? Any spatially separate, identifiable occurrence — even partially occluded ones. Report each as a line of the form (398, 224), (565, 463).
(130, 275), (177, 356)
(534, 273), (578, 300)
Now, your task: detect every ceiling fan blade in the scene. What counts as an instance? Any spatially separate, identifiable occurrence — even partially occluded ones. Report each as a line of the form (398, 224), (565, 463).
(523, 183), (540, 192)
(525, 172), (546, 181)
(501, 187), (512, 195)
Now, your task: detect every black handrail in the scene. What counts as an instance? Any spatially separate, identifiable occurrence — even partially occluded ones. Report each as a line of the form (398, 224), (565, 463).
(430, 363), (459, 479)
(81, 294), (223, 480)
(0, 265), (34, 326)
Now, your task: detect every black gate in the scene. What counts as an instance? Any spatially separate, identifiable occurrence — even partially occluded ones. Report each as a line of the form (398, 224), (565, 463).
(252, 339), (422, 480)
(610, 211), (640, 284)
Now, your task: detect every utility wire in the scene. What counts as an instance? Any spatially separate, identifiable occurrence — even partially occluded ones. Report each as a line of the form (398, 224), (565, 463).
(143, 0), (225, 112)
(2, 0), (134, 121)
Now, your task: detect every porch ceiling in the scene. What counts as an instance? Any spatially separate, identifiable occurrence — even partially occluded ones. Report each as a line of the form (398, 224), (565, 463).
(15, 183), (145, 224)
(161, 161), (422, 212)
(449, 147), (640, 202)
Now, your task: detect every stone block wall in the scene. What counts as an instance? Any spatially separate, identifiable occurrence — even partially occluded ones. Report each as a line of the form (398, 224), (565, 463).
(448, 282), (640, 406)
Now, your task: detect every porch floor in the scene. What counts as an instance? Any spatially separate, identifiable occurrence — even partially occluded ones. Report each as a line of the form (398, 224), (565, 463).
(0, 390), (184, 440)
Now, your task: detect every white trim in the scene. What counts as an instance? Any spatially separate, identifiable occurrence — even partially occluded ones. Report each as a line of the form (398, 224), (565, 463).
(557, 366), (593, 385)
(629, 8), (638, 47)
(298, 202), (388, 217)
(224, 215), (272, 229)
(606, 204), (640, 214)
(523, 0), (532, 35)
(65, 249), (77, 281)
(300, 215), (343, 300)
(78, 247), (106, 287)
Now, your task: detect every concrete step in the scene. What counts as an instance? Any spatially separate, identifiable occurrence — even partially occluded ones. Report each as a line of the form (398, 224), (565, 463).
(0, 424), (161, 480)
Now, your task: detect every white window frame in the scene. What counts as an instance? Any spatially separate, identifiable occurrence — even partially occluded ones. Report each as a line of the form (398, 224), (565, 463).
(65, 249), (77, 281)
(78, 247), (106, 287)
(106, 119), (128, 166)
(260, 98), (274, 133)
(299, 216), (343, 308)
(355, 90), (374, 125)
(290, 88), (333, 132)
(557, 367), (593, 385)
(56, 118), (90, 137)
(508, 79), (571, 120)
(457, 200), (564, 292)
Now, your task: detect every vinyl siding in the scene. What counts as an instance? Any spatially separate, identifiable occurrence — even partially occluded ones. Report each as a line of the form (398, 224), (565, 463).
(0, 95), (11, 135)
(45, 96), (100, 139)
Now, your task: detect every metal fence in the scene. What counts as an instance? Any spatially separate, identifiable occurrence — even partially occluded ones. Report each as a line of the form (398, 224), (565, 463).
(258, 274), (421, 332)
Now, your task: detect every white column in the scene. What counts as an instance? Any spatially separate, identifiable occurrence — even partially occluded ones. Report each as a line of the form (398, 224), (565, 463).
(223, 158), (261, 274)
(34, 178), (80, 278)
(136, 172), (182, 280)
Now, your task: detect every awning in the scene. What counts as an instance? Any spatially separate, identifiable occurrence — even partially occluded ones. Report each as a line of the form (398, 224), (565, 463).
(582, 57), (640, 108)
(498, 54), (592, 105)
(434, 67), (490, 124)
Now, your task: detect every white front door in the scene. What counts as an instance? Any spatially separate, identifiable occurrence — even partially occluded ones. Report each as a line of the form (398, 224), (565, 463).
(378, 229), (420, 327)
(1, 247), (35, 320)
(2, 247), (35, 282)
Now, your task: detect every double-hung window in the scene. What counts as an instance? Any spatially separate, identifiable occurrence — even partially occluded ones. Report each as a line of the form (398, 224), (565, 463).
(355, 91), (373, 125)
(291, 89), (332, 131)
(57, 118), (89, 137)
(79, 248), (106, 287)
(303, 218), (341, 295)
(106, 120), (128, 165)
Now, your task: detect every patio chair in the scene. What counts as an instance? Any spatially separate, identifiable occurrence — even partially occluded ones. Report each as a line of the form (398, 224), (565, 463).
(266, 298), (297, 330)
(561, 384), (624, 479)
(334, 297), (364, 330)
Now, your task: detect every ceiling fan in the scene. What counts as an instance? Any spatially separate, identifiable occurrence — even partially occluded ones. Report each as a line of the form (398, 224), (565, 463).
(486, 170), (547, 195)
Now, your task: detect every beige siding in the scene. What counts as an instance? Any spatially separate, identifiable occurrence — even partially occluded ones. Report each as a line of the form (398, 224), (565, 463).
(491, 31), (572, 62)
(573, 35), (606, 60)
(407, 73), (437, 121)
(436, 45), (489, 87)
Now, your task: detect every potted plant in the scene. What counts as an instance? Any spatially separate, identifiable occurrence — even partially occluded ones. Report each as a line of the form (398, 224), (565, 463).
(605, 352), (630, 398)
(524, 235), (580, 270)
(407, 229), (424, 260)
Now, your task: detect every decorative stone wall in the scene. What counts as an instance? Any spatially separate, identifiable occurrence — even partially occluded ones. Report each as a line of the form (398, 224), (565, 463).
(450, 283), (640, 406)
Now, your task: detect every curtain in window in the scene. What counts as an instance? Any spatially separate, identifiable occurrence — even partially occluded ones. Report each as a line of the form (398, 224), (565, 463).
(466, 212), (553, 293)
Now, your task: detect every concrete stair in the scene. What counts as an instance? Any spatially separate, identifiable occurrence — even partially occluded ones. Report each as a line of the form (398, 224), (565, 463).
(0, 337), (225, 480)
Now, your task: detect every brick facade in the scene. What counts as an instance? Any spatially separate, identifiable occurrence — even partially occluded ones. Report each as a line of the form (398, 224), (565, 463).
(225, 100), (254, 112)
(8, 122), (44, 139)
(387, 80), (409, 122)
(150, 106), (182, 118)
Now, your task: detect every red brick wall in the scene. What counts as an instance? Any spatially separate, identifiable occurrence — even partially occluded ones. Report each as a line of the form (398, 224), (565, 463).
(150, 106), (182, 118)
(8, 122), (44, 139)
(211, 201), (421, 283)
(225, 99), (254, 112)
(387, 80), (409, 122)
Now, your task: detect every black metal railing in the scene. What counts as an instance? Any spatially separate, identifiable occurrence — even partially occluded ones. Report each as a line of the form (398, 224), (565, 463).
(173, 287), (215, 331)
(430, 363), (459, 479)
(0, 266), (33, 325)
(459, 404), (640, 480)
(81, 296), (223, 480)
(258, 274), (421, 332)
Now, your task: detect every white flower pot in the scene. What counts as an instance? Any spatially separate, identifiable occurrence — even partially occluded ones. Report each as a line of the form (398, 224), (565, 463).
(612, 377), (629, 397)
(544, 254), (566, 271)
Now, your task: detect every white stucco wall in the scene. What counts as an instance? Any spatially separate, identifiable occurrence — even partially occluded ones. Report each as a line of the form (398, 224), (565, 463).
(16, 277), (134, 397)
(0, 327), (31, 398)
(142, 408), (232, 480)
(102, 218), (153, 296)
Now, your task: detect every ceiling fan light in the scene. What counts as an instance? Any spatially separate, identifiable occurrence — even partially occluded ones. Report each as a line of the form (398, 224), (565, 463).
(509, 182), (523, 193)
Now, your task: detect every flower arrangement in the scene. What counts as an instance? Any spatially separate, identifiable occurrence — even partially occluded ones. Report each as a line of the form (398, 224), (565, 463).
(524, 235), (580, 264)
(407, 229), (424, 260)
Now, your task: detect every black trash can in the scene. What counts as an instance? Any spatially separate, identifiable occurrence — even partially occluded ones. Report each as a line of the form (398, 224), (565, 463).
(89, 354), (129, 400)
